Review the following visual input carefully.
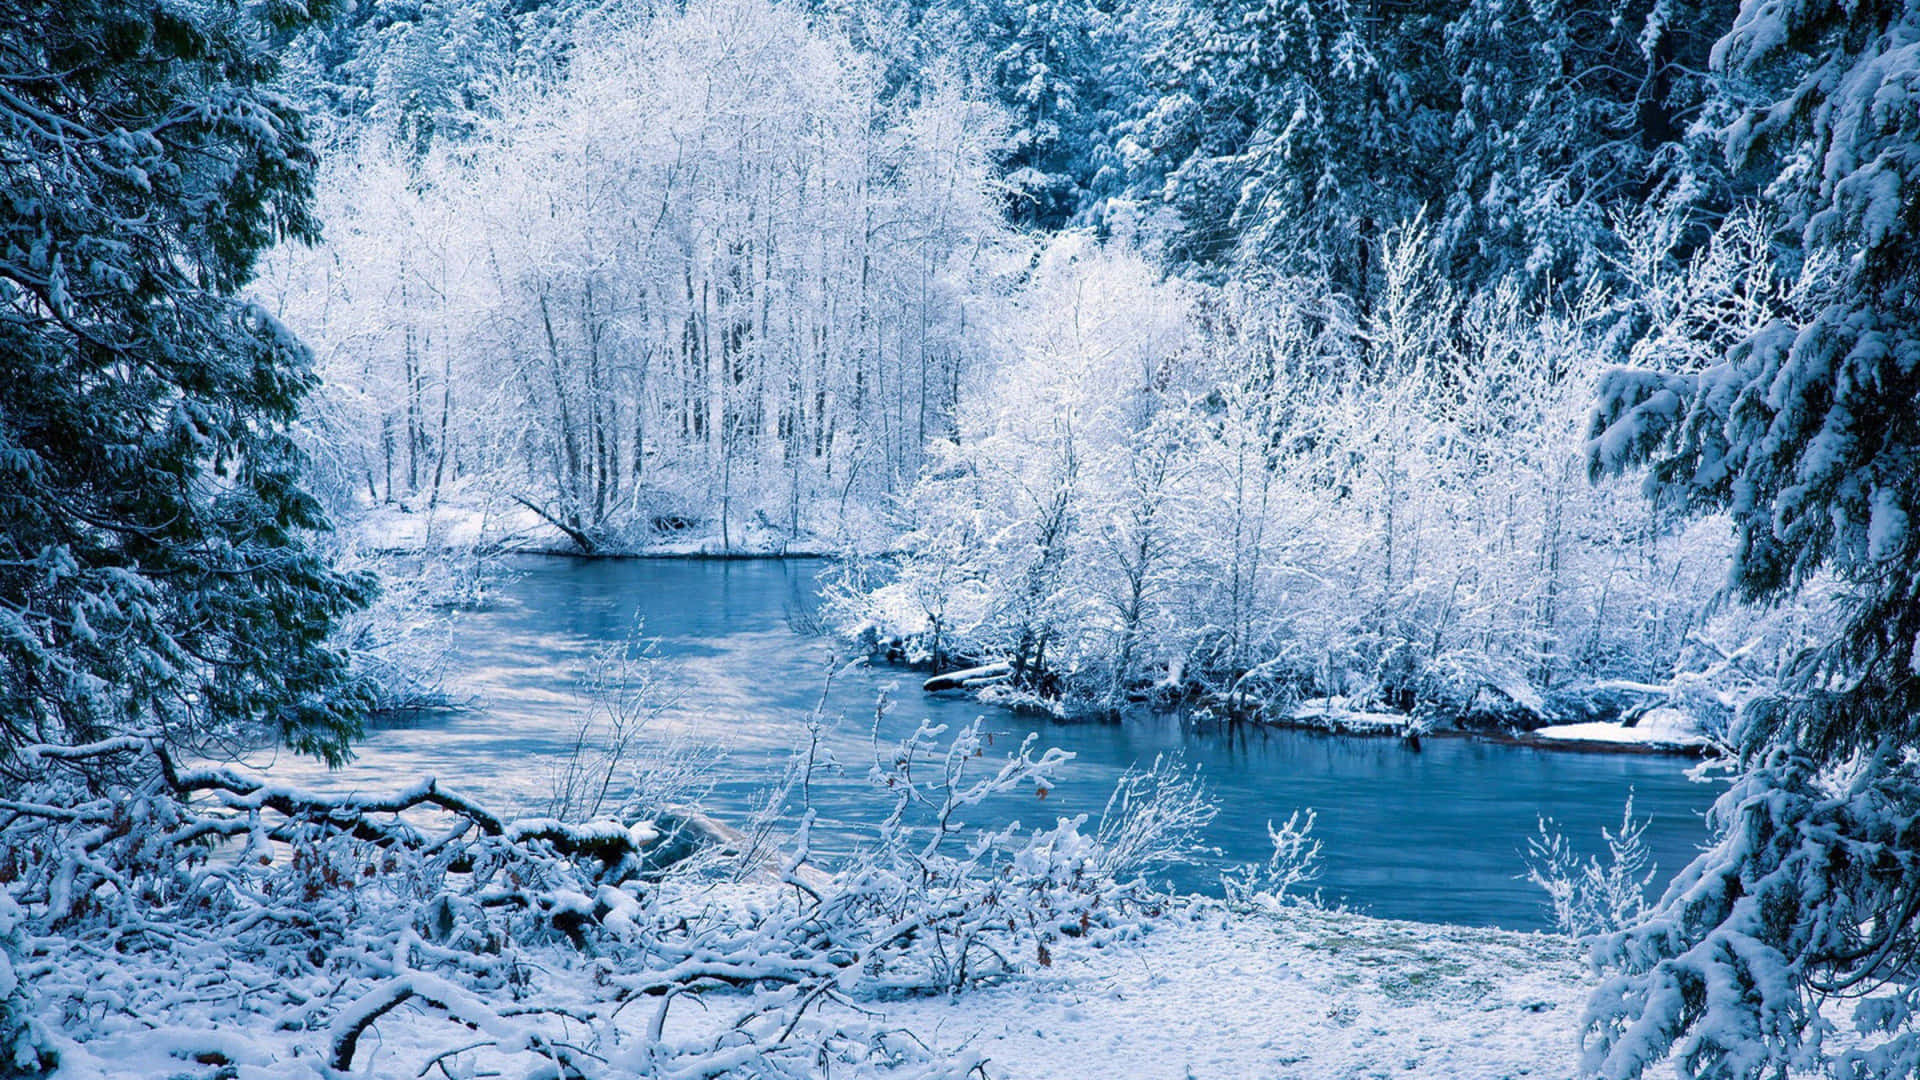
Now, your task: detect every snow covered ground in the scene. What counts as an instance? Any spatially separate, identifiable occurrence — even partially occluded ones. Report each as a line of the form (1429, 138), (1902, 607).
(1287, 697), (1419, 736)
(1529, 708), (1714, 752)
(46, 899), (1593, 1080)
(342, 484), (863, 558)
(877, 903), (1591, 1080)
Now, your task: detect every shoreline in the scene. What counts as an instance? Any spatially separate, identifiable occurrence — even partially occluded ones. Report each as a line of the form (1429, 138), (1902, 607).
(376, 543), (842, 561)
(385, 544), (1721, 761)
(1423, 725), (1716, 758)
(45, 889), (1599, 1080)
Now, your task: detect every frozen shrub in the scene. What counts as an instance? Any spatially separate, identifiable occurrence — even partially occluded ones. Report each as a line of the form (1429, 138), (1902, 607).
(1093, 754), (1219, 880)
(1523, 794), (1657, 937)
(0, 709), (1173, 1078)
(1221, 810), (1322, 910)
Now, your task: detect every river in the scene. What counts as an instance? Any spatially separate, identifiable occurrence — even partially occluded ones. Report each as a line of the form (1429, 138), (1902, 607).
(259, 555), (1722, 931)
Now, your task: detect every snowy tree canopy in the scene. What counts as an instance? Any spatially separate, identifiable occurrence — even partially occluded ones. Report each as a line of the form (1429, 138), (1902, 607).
(1589, 0), (1920, 761)
(1117, 0), (1741, 296)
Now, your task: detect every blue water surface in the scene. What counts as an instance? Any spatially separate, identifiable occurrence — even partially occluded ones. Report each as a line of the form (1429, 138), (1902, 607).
(262, 555), (1722, 931)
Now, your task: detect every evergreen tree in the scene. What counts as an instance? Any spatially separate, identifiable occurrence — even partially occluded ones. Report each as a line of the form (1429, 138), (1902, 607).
(968, 0), (1116, 229)
(1585, 0), (1920, 1074)
(1126, 0), (1458, 291)
(1121, 0), (1743, 297)
(1441, 0), (1741, 283)
(822, 0), (1128, 230)
(290, 0), (517, 151)
(0, 0), (372, 766)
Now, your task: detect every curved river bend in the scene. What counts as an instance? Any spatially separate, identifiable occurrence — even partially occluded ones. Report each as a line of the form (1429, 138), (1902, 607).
(262, 556), (1721, 931)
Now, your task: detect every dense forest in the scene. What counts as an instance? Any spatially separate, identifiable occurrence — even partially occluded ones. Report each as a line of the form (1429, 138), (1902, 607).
(4, 0), (1920, 1076)
(258, 0), (1821, 729)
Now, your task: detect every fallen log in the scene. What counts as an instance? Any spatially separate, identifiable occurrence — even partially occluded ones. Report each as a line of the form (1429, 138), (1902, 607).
(923, 661), (1013, 694)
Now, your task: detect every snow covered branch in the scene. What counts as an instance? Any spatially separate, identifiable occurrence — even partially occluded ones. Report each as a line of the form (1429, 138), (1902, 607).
(2, 711), (1167, 1078)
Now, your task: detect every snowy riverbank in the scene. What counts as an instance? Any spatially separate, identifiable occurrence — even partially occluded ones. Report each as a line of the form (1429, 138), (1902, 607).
(343, 486), (871, 559)
(344, 506), (1728, 761)
(911, 667), (1720, 758)
(46, 897), (1594, 1080)
(869, 902), (1593, 1079)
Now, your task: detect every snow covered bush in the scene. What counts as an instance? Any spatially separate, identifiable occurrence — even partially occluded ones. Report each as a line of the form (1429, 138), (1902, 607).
(801, 716), (1148, 992)
(842, 224), (1741, 730)
(327, 547), (478, 716)
(0, 712), (1170, 1078)
(1221, 810), (1323, 911)
(1523, 795), (1658, 937)
(1091, 754), (1219, 880)
(543, 630), (700, 822)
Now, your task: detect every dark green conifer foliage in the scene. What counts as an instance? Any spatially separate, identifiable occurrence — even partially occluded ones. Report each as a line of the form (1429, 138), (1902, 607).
(1592, 0), (1920, 761)
(1126, 0), (1739, 295)
(0, 0), (372, 766)
(1584, 2), (1920, 1074)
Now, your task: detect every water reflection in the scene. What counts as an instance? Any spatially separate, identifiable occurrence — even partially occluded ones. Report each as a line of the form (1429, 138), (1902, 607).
(265, 555), (1722, 931)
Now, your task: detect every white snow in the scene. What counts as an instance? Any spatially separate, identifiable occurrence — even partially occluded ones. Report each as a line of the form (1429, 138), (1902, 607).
(1531, 708), (1713, 750)
(873, 903), (1591, 1079)
(346, 488), (856, 558)
(1290, 698), (1415, 735)
(42, 898), (1596, 1080)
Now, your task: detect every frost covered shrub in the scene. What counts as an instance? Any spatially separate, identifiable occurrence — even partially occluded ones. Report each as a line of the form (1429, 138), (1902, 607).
(0, 716), (1169, 1078)
(1092, 755), (1219, 880)
(1523, 796), (1657, 937)
(805, 716), (1166, 992)
(1221, 810), (1322, 911)
(542, 631), (702, 822)
(845, 227), (1741, 725)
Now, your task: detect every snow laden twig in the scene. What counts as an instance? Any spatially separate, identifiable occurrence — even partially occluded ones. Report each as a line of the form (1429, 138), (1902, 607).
(1092, 753), (1219, 880)
(0, 714), (1169, 1078)
(1221, 810), (1322, 911)
(1522, 793), (1656, 937)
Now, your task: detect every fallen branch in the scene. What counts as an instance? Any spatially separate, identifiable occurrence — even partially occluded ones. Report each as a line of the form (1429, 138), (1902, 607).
(510, 494), (598, 554)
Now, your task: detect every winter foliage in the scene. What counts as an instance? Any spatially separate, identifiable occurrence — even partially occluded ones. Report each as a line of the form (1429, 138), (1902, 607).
(7, 0), (1920, 1073)
(0, 0), (373, 768)
(0, 720), (1172, 1078)
(261, 0), (1009, 551)
(832, 227), (1789, 728)
(1524, 795), (1658, 938)
(1577, 0), (1920, 1075)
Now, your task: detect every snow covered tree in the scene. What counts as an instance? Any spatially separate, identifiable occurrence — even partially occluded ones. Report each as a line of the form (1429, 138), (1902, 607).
(271, 0), (1012, 552)
(361, 0), (515, 152)
(1584, 1), (1920, 1074)
(0, 0), (372, 765)
(1125, 0), (1453, 291)
(1440, 0), (1741, 284)
(1120, 0), (1745, 299)
(283, 0), (634, 152)
(961, 0), (1118, 229)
